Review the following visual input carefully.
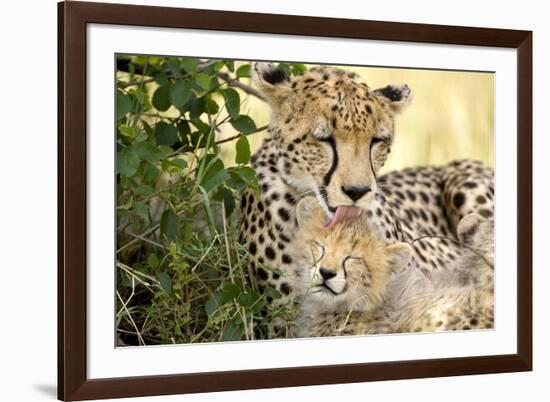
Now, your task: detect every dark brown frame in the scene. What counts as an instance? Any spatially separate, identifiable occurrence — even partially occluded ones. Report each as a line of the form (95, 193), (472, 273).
(58, 1), (532, 400)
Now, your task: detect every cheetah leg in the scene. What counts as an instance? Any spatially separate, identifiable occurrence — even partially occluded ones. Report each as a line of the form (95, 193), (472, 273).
(441, 161), (494, 236)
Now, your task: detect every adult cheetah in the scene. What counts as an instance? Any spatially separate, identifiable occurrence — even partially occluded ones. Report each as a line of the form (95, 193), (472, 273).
(239, 63), (412, 304)
(239, 63), (493, 307)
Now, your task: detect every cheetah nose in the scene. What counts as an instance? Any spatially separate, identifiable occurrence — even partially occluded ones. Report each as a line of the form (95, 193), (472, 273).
(319, 268), (337, 281)
(341, 185), (371, 202)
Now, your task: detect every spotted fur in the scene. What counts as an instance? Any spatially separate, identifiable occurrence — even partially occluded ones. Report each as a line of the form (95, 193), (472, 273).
(239, 63), (412, 304)
(239, 63), (494, 308)
(294, 209), (494, 338)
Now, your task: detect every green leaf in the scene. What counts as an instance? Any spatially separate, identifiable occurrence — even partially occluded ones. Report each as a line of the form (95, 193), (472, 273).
(167, 158), (188, 170)
(222, 321), (242, 341)
(134, 87), (152, 112)
(177, 120), (191, 137)
(194, 73), (211, 90)
(221, 282), (242, 303)
(221, 187), (236, 217)
(237, 166), (258, 187)
(222, 88), (240, 120)
(133, 201), (149, 222)
(205, 292), (223, 316)
(154, 72), (169, 86)
(238, 291), (262, 310)
(265, 286), (282, 300)
(230, 115), (256, 134)
(134, 142), (171, 162)
(152, 83), (172, 111)
(148, 253), (159, 269)
(236, 64), (251, 78)
(226, 171), (248, 191)
(160, 209), (178, 241)
(169, 79), (192, 108)
(157, 272), (172, 293)
(117, 195), (133, 211)
(154, 121), (178, 146)
(167, 58), (181, 77)
(225, 60), (235, 72)
(235, 135), (251, 164)
(290, 63), (307, 76)
(141, 119), (153, 135)
(117, 148), (140, 177)
(202, 169), (230, 193)
(204, 95), (219, 114)
(143, 164), (160, 184)
(118, 125), (135, 138)
(116, 92), (132, 120)
(184, 93), (204, 119)
(201, 159), (230, 192)
(181, 58), (198, 74)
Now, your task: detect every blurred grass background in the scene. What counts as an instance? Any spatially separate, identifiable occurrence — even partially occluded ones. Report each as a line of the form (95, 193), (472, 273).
(219, 64), (494, 172)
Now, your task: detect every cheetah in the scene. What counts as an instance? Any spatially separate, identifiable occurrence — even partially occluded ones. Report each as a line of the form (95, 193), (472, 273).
(239, 62), (494, 308)
(240, 63), (412, 304)
(292, 198), (494, 338)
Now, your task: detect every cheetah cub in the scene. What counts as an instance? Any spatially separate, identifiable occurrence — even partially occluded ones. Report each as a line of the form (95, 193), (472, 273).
(293, 198), (494, 338)
(292, 197), (413, 338)
(393, 213), (494, 333)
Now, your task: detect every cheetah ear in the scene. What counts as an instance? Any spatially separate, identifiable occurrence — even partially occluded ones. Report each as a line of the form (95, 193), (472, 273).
(374, 84), (412, 113)
(296, 197), (326, 231)
(252, 62), (292, 107)
(385, 242), (413, 270)
(457, 213), (486, 246)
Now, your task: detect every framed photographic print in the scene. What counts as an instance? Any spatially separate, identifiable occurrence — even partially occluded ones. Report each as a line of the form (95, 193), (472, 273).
(58, 1), (532, 400)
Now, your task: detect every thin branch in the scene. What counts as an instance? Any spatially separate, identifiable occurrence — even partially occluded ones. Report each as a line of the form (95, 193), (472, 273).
(215, 124), (269, 145)
(117, 59), (219, 87)
(216, 72), (265, 101)
(221, 203), (234, 283)
(116, 290), (146, 346)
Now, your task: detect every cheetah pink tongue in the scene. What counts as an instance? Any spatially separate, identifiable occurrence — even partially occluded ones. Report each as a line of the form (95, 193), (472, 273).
(324, 206), (362, 229)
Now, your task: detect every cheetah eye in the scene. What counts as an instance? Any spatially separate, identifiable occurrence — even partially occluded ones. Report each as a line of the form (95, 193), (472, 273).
(371, 136), (387, 146)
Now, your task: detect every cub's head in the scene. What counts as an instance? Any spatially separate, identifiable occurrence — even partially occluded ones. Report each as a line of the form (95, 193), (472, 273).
(295, 198), (412, 312)
(253, 63), (412, 222)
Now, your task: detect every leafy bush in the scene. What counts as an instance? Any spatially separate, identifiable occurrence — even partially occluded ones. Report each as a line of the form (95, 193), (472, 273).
(115, 55), (305, 346)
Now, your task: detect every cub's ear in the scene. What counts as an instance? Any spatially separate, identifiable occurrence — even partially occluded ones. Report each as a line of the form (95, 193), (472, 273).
(385, 242), (413, 270)
(296, 197), (326, 231)
(457, 213), (486, 246)
(252, 62), (292, 107)
(374, 84), (412, 113)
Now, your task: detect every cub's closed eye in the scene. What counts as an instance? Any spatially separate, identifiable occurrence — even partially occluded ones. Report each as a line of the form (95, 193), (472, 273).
(343, 256), (365, 268)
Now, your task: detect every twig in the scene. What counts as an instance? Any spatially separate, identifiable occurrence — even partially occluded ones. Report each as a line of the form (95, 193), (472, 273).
(117, 261), (160, 288)
(191, 234), (221, 272)
(215, 124), (269, 145)
(117, 59), (219, 86)
(216, 72), (265, 101)
(116, 290), (146, 346)
(221, 203), (234, 283)
(117, 208), (188, 254)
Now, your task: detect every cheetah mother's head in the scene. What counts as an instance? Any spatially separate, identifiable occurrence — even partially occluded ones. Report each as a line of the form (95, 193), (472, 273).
(253, 63), (412, 227)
